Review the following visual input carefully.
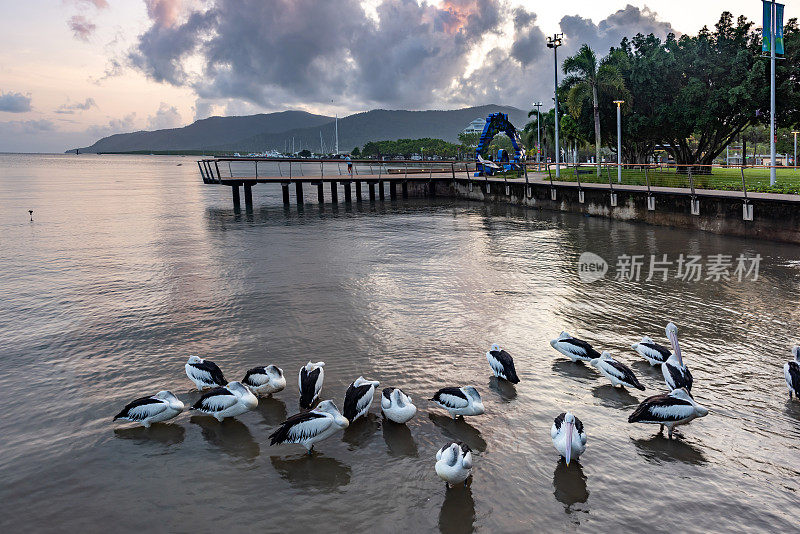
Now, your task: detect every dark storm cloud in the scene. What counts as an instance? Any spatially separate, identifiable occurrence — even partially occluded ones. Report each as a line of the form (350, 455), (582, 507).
(127, 1), (676, 112)
(0, 91), (32, 113)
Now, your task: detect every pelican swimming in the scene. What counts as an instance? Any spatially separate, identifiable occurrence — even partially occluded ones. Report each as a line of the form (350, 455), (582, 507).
(113, 391), (184, 428)
(662, 323), (693, 392)
(189, 381), (258, 421)
(550, 332), (601, 362)
(628, 387), (708, 438)
(381, 387), (417, 423)
(299, 361), (325, 409)
(550, 412), (587, 465)
(431, 386), (485, 419)
(590, 352), (645, 390)
(268, 399), (349, 453)
(784, 346), (800, 399)
(486, 344), (520, 383)
(435, 442), (473, 488)
(242, 365), (286, 397)
(631, 336), (671, 366)
(343, 376), (380, 422)
(185, 356), (227, 390)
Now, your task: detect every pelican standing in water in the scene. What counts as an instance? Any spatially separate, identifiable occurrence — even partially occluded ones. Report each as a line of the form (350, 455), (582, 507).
(628, 387), (708, 438)
(113, 391), (184, 428)
(631, 336), (671, 366)
(550, 332), (601, 362)
(343, 376), (380, 422)
(242, 365), (286, 397)
(381, 388), (417, 423)
(269, 400), (349, 453)
(299, 361), (325, 408)
(486, 344), (520, 383)
(662, 323), (693, 392)
(431, 386), (485, 419)
(189, 381), (258, 421)
(551, 412), (587, 465)
(185, 356), (227, 390)
(435, 442), (473, 488)
(785, 346), (800, 399)
(590, 352), (645, 390)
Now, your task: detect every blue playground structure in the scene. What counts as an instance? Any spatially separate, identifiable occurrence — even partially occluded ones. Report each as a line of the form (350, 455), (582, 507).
(474, 112), (526, 176)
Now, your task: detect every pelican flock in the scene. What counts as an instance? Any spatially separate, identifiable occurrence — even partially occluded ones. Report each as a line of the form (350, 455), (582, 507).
(115, 320), (795, 496)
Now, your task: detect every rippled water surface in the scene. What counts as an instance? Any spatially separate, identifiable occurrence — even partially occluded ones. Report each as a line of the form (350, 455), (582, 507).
(1, 154), (799, 533)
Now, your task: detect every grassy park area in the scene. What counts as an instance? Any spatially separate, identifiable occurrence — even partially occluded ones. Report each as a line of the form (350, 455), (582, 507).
(543, 164), (800, 194)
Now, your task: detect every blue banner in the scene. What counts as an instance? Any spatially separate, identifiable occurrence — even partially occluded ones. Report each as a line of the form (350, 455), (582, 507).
(763, 1), (785, 54)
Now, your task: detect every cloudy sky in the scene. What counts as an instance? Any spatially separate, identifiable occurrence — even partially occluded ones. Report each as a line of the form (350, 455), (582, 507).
(0, 0), (794, 152)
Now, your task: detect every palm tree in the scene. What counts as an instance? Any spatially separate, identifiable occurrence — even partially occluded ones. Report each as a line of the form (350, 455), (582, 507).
(562, 44), (625, 175)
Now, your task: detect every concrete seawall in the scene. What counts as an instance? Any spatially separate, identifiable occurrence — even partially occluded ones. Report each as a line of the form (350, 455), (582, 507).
(406, 178), (800, 244)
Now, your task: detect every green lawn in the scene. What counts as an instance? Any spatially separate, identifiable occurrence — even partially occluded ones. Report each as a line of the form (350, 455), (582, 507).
(541, 165), (800, 194)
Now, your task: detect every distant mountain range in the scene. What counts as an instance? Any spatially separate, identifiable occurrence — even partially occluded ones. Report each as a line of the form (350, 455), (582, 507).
(71, 105), (529, 154)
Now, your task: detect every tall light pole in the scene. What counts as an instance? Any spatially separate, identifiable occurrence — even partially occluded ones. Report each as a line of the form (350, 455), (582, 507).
(547, 34), (563, 178)
(770, 0), (777, 185)
(532, 101), (542, 171)
(614, 100), (624, 183)
(793, 131), (799, 168)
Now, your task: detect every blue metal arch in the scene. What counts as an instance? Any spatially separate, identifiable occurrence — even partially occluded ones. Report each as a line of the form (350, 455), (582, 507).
(474, 112), (525, 175)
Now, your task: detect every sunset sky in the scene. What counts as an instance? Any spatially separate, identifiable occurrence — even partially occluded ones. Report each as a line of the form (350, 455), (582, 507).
(1, 1), (794, 152)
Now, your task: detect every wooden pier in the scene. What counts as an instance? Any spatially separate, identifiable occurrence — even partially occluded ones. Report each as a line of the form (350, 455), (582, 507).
(197, 157), (534, 210)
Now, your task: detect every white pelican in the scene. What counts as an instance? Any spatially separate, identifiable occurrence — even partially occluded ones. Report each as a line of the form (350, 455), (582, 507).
(785, 346), (800, 399)
(268, 399), (349, 453)
(381, 387), (417, 423)
(113, 391), (184, 428)
(662, 323), (693, 392)
(590, 352), (645, 390)
(343, 376), (380, 422)
(242, 365), (286, 397)
(486, 344), (520, 383)
(189, 381), (258, 421)
(628, 387), (708, 438)
(550, 412), (587, 465)
(299, 361), (325, 408)
(431, 386), (485, 419)
(550, 332), (601, 362)
(185, 356), (227, 390)
(631, 336), (671, 366)
(435, 442), (473, 488)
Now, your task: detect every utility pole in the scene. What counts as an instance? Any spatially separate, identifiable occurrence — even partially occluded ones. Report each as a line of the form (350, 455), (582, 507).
(547, 34), (563, 178)
(770, 0), (777, 185)
(335, 114), (339, 155)
(533, 101), (542, 171)
(614, 100), (624, 183)
(793, 131), (798, 168)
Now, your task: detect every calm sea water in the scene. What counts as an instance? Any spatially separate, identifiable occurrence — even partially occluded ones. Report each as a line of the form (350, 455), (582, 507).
(1, 154), (798, 533)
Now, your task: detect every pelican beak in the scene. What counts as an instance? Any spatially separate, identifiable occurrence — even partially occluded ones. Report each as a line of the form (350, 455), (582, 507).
(565, 422), (574, 466)
(669, 330), (683, 366)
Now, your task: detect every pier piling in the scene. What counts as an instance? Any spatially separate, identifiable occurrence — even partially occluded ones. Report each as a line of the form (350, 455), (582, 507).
(330, 182), (338, 203)
(344, 182), (352, 203)
(390, 181), (397, 200)
(402, 182), (408, 199)
(282, 183), (290, 206)
(296, 182), (304, 205)
(379, 181), (385, 201)
(369, 182), (376, 201)
(317, 182), (324, 204)
(244, 184), (253, 210)
(232, 185), (241, 210)
(355, 181), (362, 202)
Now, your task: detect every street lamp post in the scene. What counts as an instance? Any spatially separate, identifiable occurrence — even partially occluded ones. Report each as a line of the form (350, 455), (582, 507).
(613, 100), (624, 183)
(770, 0), (777, 185)
(792, 131), (799, 168)
(532, 101), (542, 171)
(547, 34), (563, 178)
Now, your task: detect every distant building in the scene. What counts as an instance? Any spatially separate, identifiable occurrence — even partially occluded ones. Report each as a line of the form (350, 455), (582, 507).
(462, 118), (486, 135)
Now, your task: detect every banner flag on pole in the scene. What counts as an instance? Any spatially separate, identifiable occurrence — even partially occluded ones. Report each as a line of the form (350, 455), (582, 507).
(763, 1), (785, 54)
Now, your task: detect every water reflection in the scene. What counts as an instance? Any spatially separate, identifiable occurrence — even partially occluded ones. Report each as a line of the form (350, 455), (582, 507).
(551, 359), (596, 381)
(270, 454), (351, 490)
(631, 359), (662, 377)
(488, 376), (517, 402)
(343, 413), (380, 448)
(189, 416), (260, 460)
(381, 420), (419, 457)
(429, 413), (487, 452)
(113, 423), (185, 445)
(591, 384), (641, 409)
(255, 397), (288, 427)
(552, 459), (589, 512)
(631, 435), (707, 465)
(438, 485), (475, 534)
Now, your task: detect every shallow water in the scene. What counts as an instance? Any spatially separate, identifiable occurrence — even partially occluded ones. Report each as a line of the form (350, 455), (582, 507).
(1, 154), (798, 533)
